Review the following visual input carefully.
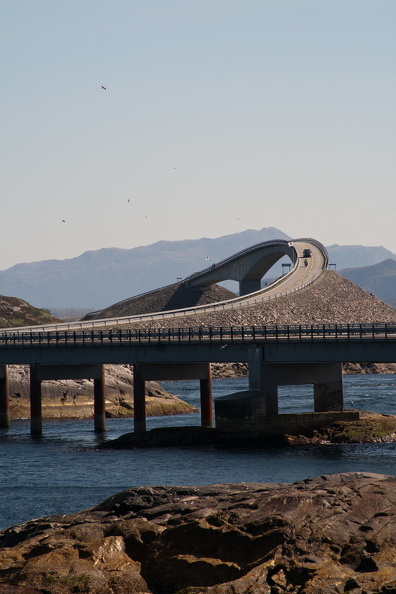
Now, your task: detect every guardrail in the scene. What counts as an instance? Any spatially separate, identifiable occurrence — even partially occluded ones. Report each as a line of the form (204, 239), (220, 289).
(1, 323), (395, 348)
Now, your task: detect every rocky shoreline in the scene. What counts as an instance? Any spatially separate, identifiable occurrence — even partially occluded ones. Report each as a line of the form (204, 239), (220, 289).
(2, 472), (396, 593)
(6, 365), (197, 420)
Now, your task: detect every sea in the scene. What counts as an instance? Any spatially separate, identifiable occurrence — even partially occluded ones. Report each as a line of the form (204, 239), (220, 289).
(1, 374), (396, 532)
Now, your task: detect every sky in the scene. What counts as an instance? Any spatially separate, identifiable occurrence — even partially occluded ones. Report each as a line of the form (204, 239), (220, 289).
(1, 0), (395, 270)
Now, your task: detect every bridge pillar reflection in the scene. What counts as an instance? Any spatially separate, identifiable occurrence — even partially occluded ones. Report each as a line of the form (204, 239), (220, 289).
(0, 365), (10, 428)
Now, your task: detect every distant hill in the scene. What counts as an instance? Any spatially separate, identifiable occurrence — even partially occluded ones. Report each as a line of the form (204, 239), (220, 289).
(339, 259), (396, 309)
(0, 227), (395, 311)
(326, 244), (395, 270)
(0, 296), (60, 329)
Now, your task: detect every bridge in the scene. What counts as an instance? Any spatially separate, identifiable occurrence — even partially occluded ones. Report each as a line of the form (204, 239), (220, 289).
(0, 238), (394, 438)
(0, 238), (328, 333)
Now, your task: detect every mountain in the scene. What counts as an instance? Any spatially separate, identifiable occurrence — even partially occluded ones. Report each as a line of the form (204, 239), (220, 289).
(339, 259), (396, 309)
(0, 228), (395, 311)
(326, 244), (395, 271)
(0, 228), (291, 310)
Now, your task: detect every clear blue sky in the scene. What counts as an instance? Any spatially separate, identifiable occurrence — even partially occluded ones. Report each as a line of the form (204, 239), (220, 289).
(1, 0), (395, 270)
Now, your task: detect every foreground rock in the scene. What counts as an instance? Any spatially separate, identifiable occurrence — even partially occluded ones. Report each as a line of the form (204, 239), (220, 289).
(7, 365), (196, 419)
(1, 473), (396, 593)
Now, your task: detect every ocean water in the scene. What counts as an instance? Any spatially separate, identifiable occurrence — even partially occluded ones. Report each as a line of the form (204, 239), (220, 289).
(1, 374), (396, 531)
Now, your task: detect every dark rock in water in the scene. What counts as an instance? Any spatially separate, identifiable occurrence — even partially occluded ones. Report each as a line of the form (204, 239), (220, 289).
(2, 473), (396, 592)
(98, 411), (396, 450)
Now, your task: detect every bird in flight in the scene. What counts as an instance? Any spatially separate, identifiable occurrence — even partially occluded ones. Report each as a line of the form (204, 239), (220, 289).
(101, 85), (107, 90)
(62, 219), (66, 223)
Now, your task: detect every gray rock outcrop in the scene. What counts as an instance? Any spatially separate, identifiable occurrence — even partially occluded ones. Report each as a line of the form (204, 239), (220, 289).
(1, 473), (396, 593)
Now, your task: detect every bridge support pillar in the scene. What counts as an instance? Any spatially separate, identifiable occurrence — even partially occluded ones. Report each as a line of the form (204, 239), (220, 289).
(200, 363), (213, 427)
(30, 364), (42, 435)
(133, 363), (146, 433)
(240, 279), (261, 296)
(313, 363), (343, 412)
(94, 365), (106, 432)
(248, 347), (279, 415)
(0, 365), (10, 428)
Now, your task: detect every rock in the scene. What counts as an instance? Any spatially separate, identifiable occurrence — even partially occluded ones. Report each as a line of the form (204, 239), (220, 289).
(7, 365), (197, 419)
(99, 412), (396, 449)
(2, 473), (396, 592)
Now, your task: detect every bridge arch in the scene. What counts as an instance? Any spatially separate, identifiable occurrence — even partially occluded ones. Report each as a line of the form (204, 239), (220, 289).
(186, 239), (298, 295)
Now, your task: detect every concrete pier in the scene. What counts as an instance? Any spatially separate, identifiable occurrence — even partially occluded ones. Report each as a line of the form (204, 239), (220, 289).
(0, 365), (10, 428)
(200, 364), (213, 427)
(30, 364), (42, 435)
(28, 363), (107, 435)
(133, 362), (213, 433)
(93, 365), (106, 432)
(248, 346), (343, 415)
(212, 346), (347, 436)
(133, 363), (146, 434)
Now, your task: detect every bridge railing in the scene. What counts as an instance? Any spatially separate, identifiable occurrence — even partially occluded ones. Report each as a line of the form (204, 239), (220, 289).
(0, 323), (395, 348)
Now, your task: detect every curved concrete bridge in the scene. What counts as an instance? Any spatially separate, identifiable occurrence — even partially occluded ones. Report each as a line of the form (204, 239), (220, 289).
(0, 238), (329, 334)
(186, 237), (328, 297)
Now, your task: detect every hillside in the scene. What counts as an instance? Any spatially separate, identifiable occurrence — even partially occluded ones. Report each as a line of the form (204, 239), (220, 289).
(0, 295), (60, 328)
(84, 283), (237, 320)
(339, 258), (396, 308)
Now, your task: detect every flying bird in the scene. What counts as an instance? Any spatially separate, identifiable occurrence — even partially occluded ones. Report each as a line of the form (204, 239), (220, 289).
(101, 85), (107, 90)
(62, 220), (66, 223)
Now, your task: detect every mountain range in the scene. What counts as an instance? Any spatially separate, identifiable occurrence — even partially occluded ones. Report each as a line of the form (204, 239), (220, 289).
(0, 227), (395, 313)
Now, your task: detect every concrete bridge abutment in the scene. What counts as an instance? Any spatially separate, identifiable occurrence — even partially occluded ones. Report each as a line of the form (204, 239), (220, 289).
(215, 349), (345, 436)
(214, 347), (346, 435)
(248, 346), (343, 413)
